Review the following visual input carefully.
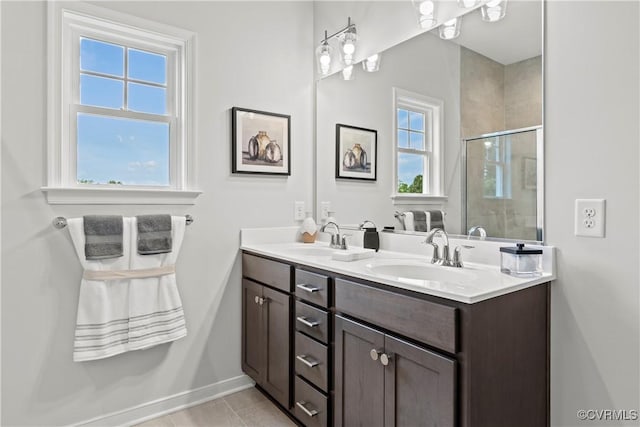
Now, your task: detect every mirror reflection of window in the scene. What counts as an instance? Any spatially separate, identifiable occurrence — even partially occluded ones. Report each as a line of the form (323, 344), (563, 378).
(482, 137), (512, 199)
(393, 89), (442, 197)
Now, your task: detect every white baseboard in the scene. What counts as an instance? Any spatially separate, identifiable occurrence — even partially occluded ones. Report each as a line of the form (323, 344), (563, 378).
(73, 374), (255, 427)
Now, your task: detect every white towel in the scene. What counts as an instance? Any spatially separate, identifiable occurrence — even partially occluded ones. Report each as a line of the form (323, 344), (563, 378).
(401, 211), (446, 232)
(68, 216), (187, 362)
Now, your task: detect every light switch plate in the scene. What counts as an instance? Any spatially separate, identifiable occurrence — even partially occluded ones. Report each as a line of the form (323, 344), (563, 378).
(294, 201), (305, 221)
(320, 202), (331, 221)
(575, 199), (606, 237)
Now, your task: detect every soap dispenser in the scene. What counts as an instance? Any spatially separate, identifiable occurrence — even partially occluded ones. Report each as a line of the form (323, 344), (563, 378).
(301, 212), (317, 243)
(360, 220), (379, 252)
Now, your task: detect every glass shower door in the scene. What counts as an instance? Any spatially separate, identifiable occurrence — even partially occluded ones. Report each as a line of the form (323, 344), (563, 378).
(464, 127), (543, 241)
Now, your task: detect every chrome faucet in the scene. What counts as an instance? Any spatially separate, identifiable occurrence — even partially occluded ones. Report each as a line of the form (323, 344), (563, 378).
(425, 228), (473, 267)
(425, 228), (450, 266)
(321, 221), (347, 250)
(467, 226), (487, 240)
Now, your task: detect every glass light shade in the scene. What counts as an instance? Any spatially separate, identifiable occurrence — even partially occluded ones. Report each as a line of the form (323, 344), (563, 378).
(341, 31), (357, 66)
(362, 54), (381, 72)
(342, 65), (355, 81)
(439, 17), (461, 40)
(315, 42), (333, 76)
(412, 0), (437, 29)
(457, 0), (480, 8)
(481, 0), (507, 22)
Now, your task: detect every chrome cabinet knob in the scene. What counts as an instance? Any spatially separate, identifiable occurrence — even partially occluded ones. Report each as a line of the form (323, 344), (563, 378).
(370, 349), (382, 361)
(254, 296), (260, 304)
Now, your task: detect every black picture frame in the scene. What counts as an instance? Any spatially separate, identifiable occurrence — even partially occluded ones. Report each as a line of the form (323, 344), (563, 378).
(231, 107), (291, 175)
(335, 123), (377, 181)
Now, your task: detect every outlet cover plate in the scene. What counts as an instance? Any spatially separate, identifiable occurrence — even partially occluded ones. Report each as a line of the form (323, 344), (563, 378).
(320, 202), (331, 220)
(575, 199), (605, 237)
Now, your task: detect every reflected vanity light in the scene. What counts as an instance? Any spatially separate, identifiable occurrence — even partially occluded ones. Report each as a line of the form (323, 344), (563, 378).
(316, 18), (359, 76)
(481, 0), (508, 22)
(484, 140), (493, 148)
(315, 36), (333, 76)
(342, 65), (355, 80)
(362, 54), (381, 72)
(439, 17), (461, 40)
(411, 0), (437, 29)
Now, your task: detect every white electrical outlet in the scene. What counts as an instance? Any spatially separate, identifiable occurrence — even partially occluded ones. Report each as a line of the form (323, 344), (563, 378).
(320, 202), (331, 221)
(294, 201), (305, 221)
(575, 199), (605, 237)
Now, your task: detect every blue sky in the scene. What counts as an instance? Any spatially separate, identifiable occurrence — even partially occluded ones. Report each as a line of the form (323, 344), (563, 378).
(77, 38), (169, 185)
(397, 108), (425, 187)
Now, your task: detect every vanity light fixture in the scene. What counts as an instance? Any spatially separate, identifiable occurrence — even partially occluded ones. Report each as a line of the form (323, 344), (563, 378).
(315, 31), (333, 76)
(316, 18), (358, 76)
(457, 0), (481, 8)
(481, 0), (507, 22)
(411, 0), (437, 29)
(439, 17), (461, 40)
(362, 54), (381, 72)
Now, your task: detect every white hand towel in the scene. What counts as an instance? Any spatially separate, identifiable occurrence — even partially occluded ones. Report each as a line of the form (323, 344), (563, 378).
(68, 216), (187, 362)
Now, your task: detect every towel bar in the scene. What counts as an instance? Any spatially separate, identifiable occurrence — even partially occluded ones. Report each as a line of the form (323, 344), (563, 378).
(52, 215), (194, 229)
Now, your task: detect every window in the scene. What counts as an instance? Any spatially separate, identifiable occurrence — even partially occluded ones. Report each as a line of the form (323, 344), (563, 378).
(482, 136), (512, 199)
(45, 2), (199, 204)
(392, 88), (445, 202)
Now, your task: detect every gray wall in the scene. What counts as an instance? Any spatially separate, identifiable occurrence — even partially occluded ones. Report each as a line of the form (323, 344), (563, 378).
(546, 2), (639, 425)
(1, 1), (313, 425)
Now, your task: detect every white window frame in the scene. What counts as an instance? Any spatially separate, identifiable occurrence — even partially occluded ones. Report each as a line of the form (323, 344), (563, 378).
(391, 88), (446, 204)
(44, 1), (200, 204)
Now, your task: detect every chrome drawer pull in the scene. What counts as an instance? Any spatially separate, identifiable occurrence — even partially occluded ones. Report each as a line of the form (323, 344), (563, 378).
(297, 283), (321, 293)
(296, 354), (320, 368)
(297, 316), (320, 328)
(296, 401), (319, 417)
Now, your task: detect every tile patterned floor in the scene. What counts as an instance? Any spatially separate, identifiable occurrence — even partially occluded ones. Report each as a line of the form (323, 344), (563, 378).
(134, 387), (297, 427)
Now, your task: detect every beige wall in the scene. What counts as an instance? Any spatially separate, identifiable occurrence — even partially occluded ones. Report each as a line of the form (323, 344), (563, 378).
(505, 56), (543, 129)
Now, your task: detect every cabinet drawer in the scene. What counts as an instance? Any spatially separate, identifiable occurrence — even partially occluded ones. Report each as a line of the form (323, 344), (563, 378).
(295, 301), (329, 344)
(294, 376), (328, 427)
(295, 269), (330, 308)
(242, 253), (292, 293)
(295, 332), (329, 392)
(335, 278), (457, 354)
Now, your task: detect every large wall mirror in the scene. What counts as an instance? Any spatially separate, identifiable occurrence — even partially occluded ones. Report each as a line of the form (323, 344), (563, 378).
(315, 0), (544, 242)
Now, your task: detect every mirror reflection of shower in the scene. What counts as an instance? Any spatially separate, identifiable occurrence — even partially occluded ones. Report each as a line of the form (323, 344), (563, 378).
(463, 126), (543, 241)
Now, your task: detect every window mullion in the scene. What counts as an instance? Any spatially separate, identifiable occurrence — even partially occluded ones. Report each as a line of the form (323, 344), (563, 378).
(75, 104), (171, 123)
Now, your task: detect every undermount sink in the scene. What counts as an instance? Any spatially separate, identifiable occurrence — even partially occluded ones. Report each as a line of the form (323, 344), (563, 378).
(365, 260), (477, 283)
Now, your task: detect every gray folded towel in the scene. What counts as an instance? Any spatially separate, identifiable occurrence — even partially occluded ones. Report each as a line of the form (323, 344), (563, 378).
(411, 211), (429, 232)
(429, 210), (445, 230)
(137, 214), (172, 255)
(83, 215), (124, 260)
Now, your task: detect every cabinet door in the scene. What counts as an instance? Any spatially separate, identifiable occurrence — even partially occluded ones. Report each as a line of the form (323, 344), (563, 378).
(384, 335), (456, 427)
(262, 286), (291, 409)
(334, 315), (385, 427)
(242, 279), (264, 383)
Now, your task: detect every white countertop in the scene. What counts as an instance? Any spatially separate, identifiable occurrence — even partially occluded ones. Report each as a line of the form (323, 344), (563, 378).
(240, 227), (555, 304)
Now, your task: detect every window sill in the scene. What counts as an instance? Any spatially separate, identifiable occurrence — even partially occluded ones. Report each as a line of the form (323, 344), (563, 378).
(390, 194), (448, 205)
(41, 187), (202, 205)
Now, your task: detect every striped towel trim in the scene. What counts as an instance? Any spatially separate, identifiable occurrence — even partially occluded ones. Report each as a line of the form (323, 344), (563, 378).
(73, 307), (186, 357)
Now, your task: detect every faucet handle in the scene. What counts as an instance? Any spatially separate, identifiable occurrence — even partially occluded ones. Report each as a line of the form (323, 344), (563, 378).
(340, 234), (349, 250)
(451, 245), (474, 268)
(422, 241), (441, 264)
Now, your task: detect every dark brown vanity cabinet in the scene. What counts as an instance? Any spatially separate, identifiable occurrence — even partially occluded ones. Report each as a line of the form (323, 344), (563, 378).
(242, 251), (550, 427)
(241, 254), (293, 410)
